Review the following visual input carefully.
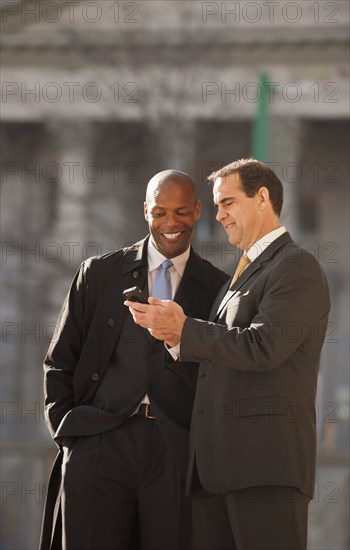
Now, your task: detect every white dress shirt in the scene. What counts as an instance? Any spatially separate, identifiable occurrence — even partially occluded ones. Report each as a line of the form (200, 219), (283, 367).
(246, 226), (286, 262)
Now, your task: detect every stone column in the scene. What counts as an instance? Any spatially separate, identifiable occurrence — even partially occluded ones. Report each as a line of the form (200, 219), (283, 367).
(48, 120), (94, 257)
(269, 116), (304, 240)
(151, 117), (196, 176)
(44, 120), (97, 309)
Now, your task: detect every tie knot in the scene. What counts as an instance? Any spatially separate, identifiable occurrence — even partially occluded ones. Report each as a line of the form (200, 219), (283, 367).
(159, 259), (173, 272)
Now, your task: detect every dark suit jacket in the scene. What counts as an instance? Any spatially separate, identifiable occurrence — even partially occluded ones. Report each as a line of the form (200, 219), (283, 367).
(179, 233), (330, 499)
(40, 236), (229, 549)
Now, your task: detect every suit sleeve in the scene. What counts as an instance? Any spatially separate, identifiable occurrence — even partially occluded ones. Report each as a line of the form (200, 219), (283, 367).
(43, 260), (90, 438)
(180, 253), (330, 372)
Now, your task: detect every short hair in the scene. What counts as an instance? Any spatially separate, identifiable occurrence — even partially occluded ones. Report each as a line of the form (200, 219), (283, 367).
(208, 158), (283, 216)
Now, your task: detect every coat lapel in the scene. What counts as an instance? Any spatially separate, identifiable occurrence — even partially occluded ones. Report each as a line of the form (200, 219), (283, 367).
(214, 233), (293, 321)
(74, 237), (150, 403)
(119, 236), (152, 343)
(214, 260), (262, 319)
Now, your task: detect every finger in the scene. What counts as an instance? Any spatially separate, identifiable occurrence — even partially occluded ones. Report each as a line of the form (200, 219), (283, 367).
(128, 309), (145, 324)
(148, 297), (169, 307)
(124, 300), (150, 312)
(127, 307), (140, 319)
(134, 317), (152, 329)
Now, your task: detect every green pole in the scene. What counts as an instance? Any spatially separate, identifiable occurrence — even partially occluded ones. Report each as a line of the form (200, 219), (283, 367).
(252, 73), (269, 162)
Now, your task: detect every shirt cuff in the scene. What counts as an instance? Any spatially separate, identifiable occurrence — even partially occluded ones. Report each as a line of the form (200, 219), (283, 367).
(164, 342), (180, 360)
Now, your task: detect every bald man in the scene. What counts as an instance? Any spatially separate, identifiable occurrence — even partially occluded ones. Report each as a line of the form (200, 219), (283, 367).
(40, 170), (229, 550)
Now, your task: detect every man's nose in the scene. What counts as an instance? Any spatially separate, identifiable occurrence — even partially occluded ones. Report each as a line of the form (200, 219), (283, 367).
(216, 205), (226, 222)
(164, 212), (178, 225)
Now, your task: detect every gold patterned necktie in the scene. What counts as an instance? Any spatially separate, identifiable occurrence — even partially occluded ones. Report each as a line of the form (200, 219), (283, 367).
(230, 255), (251, 286)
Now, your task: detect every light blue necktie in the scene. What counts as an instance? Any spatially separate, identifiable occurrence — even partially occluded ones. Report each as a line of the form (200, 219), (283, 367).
(152, 259), (173, 300)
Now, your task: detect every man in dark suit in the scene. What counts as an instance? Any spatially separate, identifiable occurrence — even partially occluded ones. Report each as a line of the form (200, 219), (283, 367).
(40, 170), (229, 550)
(127, 159), (331, 550)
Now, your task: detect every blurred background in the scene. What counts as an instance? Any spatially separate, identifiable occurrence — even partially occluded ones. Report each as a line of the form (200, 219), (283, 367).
(1, 1), (349, 548)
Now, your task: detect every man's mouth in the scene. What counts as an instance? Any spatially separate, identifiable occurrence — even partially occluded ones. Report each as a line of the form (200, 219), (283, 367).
(161, 232), (182, 241)
(224, 223), (235, 230)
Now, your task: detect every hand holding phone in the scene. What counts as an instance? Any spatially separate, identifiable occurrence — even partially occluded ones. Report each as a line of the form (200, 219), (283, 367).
(123, 286), (149, 304)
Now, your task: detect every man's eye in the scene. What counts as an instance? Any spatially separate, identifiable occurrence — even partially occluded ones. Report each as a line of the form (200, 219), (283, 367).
(178, 211), (190, 216)
(153, 212), (164, 217)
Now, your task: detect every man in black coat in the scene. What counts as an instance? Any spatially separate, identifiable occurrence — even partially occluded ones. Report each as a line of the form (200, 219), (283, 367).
(40, 170), (229, 550)
(127, 159), (331, 550)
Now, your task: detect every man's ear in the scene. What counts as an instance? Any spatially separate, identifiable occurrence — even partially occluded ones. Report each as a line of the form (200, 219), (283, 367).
(257, 187), (269, 210)
(144, 202), (149, 221)
(194, 200), (201, 220)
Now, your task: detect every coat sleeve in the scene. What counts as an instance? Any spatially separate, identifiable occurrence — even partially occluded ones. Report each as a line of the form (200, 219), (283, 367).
(180, 252), (330, 372)
(43, 260), (90, 438)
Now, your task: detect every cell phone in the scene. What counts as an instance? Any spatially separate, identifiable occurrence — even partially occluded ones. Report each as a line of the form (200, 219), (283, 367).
(123, 286), (149, 304)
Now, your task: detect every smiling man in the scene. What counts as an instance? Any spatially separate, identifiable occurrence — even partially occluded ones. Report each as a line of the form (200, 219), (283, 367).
(40, 170), (229, 550)
(127, 159), (331, 550)
(145, 170), (200, 257)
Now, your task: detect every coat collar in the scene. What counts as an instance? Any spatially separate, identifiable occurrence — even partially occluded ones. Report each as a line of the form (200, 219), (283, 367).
(119, 236), (208, 332)
(120, 236), (211, 294)
(121, 235), (149, 277)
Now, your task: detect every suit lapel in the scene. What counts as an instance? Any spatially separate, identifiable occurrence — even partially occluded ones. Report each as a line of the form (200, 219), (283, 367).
(75, 238), (151, 404)
(209, 281), (230, 321)
(214, 233), (293, 320)
(215, 260), (262, 319)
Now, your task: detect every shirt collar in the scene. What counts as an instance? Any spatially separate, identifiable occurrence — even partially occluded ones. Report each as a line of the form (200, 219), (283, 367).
(246, 226), (287, 262)
(147, 238), (190, 278)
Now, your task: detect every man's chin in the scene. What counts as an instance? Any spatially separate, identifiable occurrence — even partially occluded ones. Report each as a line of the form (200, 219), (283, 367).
(154, 234), (190, 257)
(161, 242), (188, 258)
(226, 230), (242, 248)
(226, 233), (238, 246)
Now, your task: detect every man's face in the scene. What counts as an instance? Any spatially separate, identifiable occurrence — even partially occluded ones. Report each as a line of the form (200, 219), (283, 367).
(144, 179), (200, 259)
(213, 172), (263, 250)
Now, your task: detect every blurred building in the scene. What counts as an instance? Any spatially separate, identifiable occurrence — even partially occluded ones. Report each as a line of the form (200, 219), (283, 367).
(1, 1), (349, 548)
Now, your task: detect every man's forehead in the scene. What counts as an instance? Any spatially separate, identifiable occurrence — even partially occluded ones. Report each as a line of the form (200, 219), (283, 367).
(213, 173), (241, 195)
(147, 177), (195, 203)
(151, 177), (184, 191)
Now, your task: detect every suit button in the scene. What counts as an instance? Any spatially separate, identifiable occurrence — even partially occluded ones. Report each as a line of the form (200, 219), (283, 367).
(133, 271), (139, 279)
(199, 373), (206, 381)
(91, 373), (100, 381)
(108, 318), (115, 327)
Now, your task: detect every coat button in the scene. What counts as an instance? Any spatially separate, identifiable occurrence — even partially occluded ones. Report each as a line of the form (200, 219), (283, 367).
(132, 271), (139, 279)
(91, 373), (100, 381)
(199, 373), (206, 381)
(108, 318), (115, 327)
